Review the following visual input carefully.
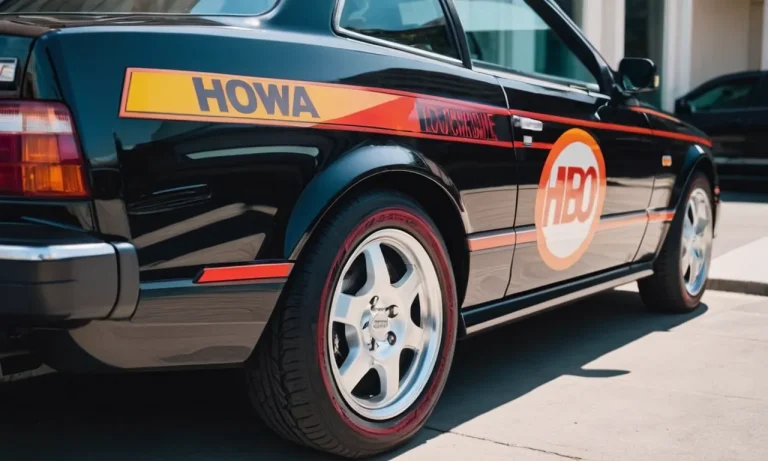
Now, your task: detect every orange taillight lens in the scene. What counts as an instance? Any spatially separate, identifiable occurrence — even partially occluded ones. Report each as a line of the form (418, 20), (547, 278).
(0, 102), (88, 198)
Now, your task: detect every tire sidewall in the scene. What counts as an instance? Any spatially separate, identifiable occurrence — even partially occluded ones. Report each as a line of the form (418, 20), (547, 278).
(302, 194), (457, 449)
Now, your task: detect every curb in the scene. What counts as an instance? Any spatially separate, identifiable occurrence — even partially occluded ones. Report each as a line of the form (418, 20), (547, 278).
(707, 278), (768, 297)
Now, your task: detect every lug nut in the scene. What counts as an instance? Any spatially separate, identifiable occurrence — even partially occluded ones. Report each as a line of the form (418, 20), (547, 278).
(370, 295), (379, 309)
(369, 338), (377, 351)
(387, 305), (398, 319)
(387, 332), (397, 345)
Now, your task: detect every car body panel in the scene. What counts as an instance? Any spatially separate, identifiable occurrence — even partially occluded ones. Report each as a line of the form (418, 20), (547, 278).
(0, 0), (716, 372)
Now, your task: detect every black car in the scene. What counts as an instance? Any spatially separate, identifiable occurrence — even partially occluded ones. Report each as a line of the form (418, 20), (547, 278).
(0, 0), (717, 458)
(675, 70), (768, 182)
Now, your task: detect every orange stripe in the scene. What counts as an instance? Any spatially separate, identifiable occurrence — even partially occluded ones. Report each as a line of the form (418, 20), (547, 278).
(468, 209), (675, 251)
(514, 141), (554, 150)
(648, 210), (676, 223)
(629, 106), (681, 123)
(196, 262), (294, 283)
(515, 229), (537, 244)
(508, 109), (712, 148)
(121, 68), (710, 150)
(468, 232), (515, 251)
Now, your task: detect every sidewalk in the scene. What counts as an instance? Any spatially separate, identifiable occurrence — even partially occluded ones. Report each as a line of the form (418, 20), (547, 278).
(708, 192), (768, 296)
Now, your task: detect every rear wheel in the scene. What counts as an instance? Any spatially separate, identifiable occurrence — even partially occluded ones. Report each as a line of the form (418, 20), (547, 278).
(247, 190), (457, 458)
(639, 172), (714, 312)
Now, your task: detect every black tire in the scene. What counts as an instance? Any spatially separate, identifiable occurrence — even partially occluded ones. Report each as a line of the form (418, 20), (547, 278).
(246, 190), (458, 458)
(638, 172), (714, 312)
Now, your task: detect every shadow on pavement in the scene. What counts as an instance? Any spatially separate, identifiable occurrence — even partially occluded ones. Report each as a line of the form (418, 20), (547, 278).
(415, 289), (707, 439)
(0, 289), (707, 460)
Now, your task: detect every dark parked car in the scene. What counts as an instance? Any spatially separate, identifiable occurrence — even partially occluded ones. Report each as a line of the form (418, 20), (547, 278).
(675, 70), (768, 182)
(0, 0), (717, 458)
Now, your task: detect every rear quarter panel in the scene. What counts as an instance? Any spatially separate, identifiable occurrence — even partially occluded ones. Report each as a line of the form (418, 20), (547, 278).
(41, 25), (514, 288)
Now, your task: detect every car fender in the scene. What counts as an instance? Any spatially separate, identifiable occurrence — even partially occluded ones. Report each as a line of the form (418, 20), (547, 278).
(670, 144), (718, 215)
(284, 143), (469, 260)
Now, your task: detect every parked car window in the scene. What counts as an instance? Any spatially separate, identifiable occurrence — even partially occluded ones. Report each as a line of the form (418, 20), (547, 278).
(0, 0), (278, 15)
(338, 0), (459, 59)
(454, 0), (598, 87)
(688, 77), (762, 112)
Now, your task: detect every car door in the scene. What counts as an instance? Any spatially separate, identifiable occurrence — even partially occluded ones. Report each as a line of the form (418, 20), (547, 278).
(454, 0), (657, 295)
(677, 73), (765, 166)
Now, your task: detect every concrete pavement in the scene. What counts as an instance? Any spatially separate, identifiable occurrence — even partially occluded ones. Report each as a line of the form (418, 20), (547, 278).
(708, 192), (768, 295)
(2, 288), (767, 461)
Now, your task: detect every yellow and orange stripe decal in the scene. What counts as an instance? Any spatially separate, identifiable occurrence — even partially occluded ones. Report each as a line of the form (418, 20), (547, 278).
(120, 68), (512, 148)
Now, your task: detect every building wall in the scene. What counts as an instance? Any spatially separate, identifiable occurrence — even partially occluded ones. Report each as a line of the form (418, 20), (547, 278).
(689, 0), (752, 89)
(749, 0), (765, 70)
(556, 0), (766, 109)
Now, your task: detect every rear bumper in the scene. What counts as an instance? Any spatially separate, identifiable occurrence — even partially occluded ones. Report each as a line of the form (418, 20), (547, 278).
(0, 223), (281, 373)
(0, 223), (139, 322)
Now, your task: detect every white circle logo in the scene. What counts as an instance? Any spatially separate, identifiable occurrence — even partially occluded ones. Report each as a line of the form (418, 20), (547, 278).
(535, 129), (606, 271)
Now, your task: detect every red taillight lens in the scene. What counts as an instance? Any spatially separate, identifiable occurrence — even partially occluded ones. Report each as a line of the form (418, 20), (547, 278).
(0, 102), (88, 198)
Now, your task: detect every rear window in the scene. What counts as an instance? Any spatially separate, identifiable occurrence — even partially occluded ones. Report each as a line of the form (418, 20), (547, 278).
(0, 0), (278, 15)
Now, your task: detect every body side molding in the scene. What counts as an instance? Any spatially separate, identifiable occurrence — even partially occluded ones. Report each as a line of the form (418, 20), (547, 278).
(462, 263), (654, 335)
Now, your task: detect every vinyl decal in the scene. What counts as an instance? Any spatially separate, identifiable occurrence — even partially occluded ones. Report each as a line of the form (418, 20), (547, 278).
(534, 129), (607, 271)
(119, 68), (512, 147)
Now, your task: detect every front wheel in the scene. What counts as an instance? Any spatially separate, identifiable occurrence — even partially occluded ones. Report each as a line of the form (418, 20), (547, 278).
(247, 190), (457, 458)
(639, 172), (714, 312)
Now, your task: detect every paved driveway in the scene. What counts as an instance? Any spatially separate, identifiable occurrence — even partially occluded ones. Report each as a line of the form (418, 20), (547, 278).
(2, 287), (766, 461)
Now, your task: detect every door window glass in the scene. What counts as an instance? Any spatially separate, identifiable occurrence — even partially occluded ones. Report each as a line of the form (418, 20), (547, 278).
(688, 77), (762, 112)
(338, 0), (459, 59)
(454, 0), (598, 87)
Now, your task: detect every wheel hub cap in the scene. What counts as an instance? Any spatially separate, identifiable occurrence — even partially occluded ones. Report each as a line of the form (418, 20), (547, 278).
(370, 312), (391, 342)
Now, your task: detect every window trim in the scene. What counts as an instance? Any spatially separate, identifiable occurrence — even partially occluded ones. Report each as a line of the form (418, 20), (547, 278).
(332, 0), (465, 67)
(474, 65), (607, 99)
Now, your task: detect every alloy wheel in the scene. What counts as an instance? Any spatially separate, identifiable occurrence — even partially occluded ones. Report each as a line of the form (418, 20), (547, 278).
(327, 228), (442, 421)
(681, 188), (713, 296)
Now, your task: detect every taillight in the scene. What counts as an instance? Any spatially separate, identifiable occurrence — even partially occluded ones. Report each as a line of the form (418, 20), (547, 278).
(0, 101), (88, 198)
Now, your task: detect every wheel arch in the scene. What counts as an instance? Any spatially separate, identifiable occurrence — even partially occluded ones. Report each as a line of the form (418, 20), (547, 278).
(670, 146), (720, 228)
(284, 144), (471, 321)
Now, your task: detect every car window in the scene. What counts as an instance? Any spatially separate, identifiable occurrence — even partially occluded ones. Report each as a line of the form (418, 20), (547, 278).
(0, 0), (278, 15)
(454, 0), (598, 88)
(688, 77), (762, 112)
(338, 0), (459, 59)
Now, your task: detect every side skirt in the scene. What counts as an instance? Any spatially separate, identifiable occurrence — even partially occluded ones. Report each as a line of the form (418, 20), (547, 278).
(461, 263), (654, 336)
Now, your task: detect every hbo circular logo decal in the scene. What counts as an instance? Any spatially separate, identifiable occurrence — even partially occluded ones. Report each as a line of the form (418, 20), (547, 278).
(534, 129), (606, 271)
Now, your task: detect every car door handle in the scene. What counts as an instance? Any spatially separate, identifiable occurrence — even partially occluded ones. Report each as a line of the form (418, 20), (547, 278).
(513, 115), (544, 132)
